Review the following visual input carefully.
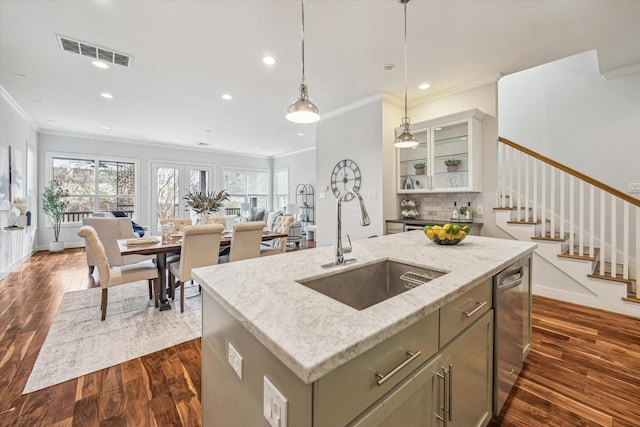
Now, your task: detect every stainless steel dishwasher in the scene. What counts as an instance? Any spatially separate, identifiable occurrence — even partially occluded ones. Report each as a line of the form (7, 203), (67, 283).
(494, 255), (530, 415)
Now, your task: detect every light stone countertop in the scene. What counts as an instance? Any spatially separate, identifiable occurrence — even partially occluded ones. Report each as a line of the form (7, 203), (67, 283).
(193, 231), (536, 384)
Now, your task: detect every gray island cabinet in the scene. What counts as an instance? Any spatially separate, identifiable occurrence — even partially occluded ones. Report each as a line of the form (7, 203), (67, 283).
(194, 233), (535, 427)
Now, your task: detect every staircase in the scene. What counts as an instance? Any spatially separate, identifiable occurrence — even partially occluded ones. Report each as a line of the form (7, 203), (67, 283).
(495, 137), (639, 317)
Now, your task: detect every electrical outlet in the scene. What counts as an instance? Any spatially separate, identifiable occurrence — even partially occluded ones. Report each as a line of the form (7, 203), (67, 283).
(228, 342), (243, 380)
(628, 183), (640, 194)
(477, 204), (484, 215)
(319, 192), (326, 199)
(264, 376), (287, 427)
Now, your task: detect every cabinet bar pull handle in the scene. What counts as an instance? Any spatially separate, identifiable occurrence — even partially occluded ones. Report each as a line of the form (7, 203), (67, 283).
(463, 300), (487, 318)
(443, 366), (450, 427)
(375, 350), (422, 386)
(448, 363), (454, 421)
(435, 370), (446, 425)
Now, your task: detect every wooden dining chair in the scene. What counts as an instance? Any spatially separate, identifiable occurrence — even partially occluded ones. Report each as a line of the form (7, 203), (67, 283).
(219, 221), (265, 263)
(260, 215), (294, 256)
(168, 224), (224, 313)
(77, 226), (159, 321)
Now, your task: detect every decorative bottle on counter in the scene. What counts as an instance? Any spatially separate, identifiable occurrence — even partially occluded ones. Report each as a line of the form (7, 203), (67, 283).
(452, 202), (459, 221)
(466, 202), (472, 221)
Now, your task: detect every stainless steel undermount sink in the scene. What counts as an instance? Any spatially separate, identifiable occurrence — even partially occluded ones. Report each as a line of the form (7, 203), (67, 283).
(296, 260), (447, 310)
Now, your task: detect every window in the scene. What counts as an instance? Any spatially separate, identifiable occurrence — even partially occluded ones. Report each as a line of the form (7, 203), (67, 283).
(274, 168), (288, 211)
(49, 155), (137, 222)
(223, 167), (270, 210)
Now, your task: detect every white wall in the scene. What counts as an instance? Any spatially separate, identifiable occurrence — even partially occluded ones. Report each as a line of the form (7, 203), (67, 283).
(273, 147), (316, 208)
(499, 50), (640, 200)
(1, 89), (38, 279)
(38, 133), (272, 249)
(315, 100), (385, 246)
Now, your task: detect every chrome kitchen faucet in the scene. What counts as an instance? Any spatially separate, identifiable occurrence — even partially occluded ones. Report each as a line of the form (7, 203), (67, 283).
(322, 189), (370, 268)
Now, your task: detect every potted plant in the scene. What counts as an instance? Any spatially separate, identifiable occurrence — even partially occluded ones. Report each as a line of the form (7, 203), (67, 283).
(413, 162), (426, 175)
(42, 180), (70, 252)
(444, 158), (462, 172)
(184, 189), (230, 222)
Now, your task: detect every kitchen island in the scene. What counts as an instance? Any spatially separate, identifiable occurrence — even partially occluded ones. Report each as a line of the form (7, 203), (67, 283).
(195, 232), (536, 426)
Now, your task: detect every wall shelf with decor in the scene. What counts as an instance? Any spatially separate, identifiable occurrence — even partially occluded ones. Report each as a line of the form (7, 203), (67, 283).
(295, 184), (315, 232)
(397, 109), (484, 193)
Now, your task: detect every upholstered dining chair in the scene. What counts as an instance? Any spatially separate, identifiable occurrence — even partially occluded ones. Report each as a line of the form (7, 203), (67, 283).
(260, 215), (294, 256)
(219, 221), (265, 263)
(159, 218), (193, 232)
(168, 224), (224, 313)
(77, 225), (158, 321)
(202, 216), (227, 227)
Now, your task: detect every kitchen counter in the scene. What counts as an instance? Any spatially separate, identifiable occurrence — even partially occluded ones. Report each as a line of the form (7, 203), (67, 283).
(386, 218), (483, 225)
(194, 232), (535, 384)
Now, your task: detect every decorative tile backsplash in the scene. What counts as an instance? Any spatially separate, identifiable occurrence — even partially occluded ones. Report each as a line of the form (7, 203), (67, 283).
(397, 192), (484, 222)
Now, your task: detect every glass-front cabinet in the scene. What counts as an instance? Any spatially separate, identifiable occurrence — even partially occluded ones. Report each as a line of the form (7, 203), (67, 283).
(397, 109), (484, 193)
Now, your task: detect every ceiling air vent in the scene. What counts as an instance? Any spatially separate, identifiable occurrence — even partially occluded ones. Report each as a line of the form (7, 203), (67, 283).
(56, 34), (133, 67)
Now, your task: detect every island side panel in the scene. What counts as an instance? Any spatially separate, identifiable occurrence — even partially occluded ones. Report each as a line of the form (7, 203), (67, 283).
(202, 289), (313, 427)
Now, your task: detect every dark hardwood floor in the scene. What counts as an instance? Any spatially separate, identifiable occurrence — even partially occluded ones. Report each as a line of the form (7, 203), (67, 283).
(1, 243), (639, 426)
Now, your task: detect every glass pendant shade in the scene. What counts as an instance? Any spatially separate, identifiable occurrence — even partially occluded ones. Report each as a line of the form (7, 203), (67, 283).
(286, 83), (320, 124)
(394, 118), (418, 148)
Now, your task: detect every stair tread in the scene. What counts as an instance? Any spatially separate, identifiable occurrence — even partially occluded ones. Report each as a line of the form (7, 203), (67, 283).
(532, 233), (569, 242)
(558, 246), (599, 261)
(507, 220), (541, 225)
(587, 272), (633, 285)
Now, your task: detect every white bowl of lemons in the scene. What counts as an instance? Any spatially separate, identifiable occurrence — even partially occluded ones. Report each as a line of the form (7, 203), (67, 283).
(424, 224), (469, 245)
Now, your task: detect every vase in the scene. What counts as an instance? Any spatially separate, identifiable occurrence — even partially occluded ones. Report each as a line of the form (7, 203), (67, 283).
(415, 168), (425, 175)
(447, 165), (459, 172)
(49, 241), (64, 252)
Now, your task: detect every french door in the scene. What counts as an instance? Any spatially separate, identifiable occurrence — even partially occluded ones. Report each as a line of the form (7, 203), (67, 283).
(151, 162), (214, 232)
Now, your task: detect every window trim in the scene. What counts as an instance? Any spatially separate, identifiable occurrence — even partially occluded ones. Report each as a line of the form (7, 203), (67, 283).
(45, 151), (141, 224)
(222, 166), (271, 210)
(273, 167), (289, 212)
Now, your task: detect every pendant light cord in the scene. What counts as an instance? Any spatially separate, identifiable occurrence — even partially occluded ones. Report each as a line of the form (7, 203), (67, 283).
(301, 0), (306, 85)
(403, 0), (408, 120)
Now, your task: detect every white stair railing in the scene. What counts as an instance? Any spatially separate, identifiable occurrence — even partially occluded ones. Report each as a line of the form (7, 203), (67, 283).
(498, 137), (639, 285)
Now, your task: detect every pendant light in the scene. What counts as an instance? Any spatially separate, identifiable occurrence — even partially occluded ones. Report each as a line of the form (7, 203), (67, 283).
(394, 0), (418, 148)
(286, 0), (320, 124)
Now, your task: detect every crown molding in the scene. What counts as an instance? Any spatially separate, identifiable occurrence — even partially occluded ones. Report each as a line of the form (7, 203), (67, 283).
(409, 73), (502, 107)
(38, 129), (274, 160)
(601, 62), (640, 80)
(273, 145), (315, 160)
(0, 85), (39, 130)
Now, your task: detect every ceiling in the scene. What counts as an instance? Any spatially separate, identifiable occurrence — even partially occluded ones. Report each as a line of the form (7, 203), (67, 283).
(1, 0), (639, 158)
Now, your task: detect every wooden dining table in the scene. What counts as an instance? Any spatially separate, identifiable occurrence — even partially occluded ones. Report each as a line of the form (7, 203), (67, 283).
(118, 230), (288, 311)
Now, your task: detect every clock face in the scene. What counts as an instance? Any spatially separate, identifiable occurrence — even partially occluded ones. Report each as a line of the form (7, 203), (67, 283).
(331, 159), (361, 200)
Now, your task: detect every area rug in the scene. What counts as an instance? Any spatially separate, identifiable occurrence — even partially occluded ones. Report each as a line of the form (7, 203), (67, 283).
(23, 281), (201, 394)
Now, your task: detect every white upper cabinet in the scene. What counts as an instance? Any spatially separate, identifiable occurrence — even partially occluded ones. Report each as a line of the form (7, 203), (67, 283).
(397, 109), (484, 193)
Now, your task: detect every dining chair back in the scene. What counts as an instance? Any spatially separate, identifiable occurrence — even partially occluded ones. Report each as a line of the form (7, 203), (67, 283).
(77, 225), (158, 321)
(202, 216), (227, 227)
(82, 217), (153, 275)
(260, 215), (294, 256)
(229, 221), (265, 262)
(168, 224), (224, 312)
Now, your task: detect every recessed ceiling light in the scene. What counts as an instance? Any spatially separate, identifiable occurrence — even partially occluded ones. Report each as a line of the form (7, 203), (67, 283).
(46, 119), (55, 123)
(255, 147), (262, 151)
(204, 129), (212, 133)
(263, 56), (276, 65)
(434, 127), (442, 131)
(33, 99), (43, 103)
(101, 126), (111, 130)
(100, 92), (114, 99)
(419, 83), (431, 90)
(92, 61), (109, 69)
(14, 73), (27, 78)
(382, 64), (396, 72)
(297, 133), (304, 136)
(221, 94), (232, 100)
(198, 142), (210, 146)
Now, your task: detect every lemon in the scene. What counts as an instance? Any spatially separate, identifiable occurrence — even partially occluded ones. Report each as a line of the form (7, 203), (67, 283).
(432, 225), (442, 232)
(444, 224), (453, 233)
(438, 230), (448, 240)
(426, 229), (435, 239)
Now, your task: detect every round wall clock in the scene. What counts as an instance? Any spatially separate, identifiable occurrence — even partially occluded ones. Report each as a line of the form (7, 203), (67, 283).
(331, 159), (361, 201)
